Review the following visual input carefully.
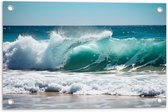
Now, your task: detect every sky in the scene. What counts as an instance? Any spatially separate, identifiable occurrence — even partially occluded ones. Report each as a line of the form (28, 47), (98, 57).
(3, 2), (166, 25)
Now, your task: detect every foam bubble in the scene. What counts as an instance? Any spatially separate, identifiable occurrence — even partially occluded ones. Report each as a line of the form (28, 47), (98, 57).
(3, 70), (166, 97)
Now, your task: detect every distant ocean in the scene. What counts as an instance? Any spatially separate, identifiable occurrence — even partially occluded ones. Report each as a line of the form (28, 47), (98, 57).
(3, 25), (166, 109)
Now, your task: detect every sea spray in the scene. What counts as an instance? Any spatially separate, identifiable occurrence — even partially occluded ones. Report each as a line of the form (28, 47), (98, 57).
(3, 30), (166, 71)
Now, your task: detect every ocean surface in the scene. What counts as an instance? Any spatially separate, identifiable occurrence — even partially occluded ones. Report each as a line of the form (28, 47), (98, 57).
(3, 25), (166, 109)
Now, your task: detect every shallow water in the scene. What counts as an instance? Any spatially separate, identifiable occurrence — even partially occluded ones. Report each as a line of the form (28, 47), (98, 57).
(3, 94), (166, 109)
(3, 67), (166, 109)
(3, 70), (166, 96)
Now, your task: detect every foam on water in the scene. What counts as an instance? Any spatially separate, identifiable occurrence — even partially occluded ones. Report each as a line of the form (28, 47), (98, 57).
(3, 70), (166, 97)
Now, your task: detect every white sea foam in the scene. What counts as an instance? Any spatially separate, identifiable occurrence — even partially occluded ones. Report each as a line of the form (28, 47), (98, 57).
(3, 70), (166, 97)
(80, 30), (112, 40)
(3, 30), (113, 70)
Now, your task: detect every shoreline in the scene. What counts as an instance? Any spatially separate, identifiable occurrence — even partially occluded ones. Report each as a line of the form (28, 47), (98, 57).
(3, 93), (166, 109)
(3, 70), (166, 109)
(3, 92), (166, 98)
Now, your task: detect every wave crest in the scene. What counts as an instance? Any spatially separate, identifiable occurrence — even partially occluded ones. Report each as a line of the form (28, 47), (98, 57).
(3, 30), (166, 71)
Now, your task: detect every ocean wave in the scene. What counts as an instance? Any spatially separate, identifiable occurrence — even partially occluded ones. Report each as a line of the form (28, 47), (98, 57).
(3, 70), (166, 97)
(3, 30), (166, 71)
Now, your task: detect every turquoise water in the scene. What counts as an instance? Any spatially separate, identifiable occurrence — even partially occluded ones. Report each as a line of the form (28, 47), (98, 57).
(3, 26), (166, 72)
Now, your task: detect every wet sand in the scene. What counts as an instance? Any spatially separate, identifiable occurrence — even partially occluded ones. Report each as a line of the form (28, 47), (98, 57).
(3, 93), (166, 109)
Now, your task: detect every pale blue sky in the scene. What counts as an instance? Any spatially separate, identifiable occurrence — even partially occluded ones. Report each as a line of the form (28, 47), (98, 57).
(3, 2), (166, 25)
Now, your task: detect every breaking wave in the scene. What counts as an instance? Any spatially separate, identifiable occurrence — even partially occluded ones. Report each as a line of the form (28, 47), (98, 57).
(3, 30), (166, 72)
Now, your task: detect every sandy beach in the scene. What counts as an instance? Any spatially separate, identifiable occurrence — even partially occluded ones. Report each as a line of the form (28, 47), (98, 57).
(3, 93), (166, 109)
